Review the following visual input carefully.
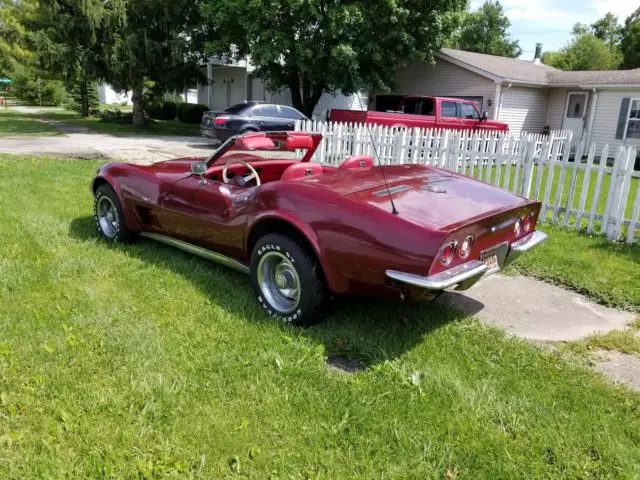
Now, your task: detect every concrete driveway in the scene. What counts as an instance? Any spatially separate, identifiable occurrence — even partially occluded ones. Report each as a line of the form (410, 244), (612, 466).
(0, 132), (218, 164)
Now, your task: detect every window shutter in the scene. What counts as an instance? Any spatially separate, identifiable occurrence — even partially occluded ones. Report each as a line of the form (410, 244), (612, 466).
(615, 97), (630, 140)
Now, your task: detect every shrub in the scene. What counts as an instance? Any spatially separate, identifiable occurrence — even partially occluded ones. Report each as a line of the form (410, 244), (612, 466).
(147, 101), (177, 120)
(12, 72), (70, 106)
(177, 103), (208, 124)
(99, 109), (133, 124)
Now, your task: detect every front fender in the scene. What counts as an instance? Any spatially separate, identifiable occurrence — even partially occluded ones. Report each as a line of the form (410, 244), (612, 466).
(91, 165), (143, 231)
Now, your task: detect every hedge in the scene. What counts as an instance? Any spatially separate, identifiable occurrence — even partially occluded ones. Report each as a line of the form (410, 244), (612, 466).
(177, 103), (209, 124)
(147, 101), (177, 121)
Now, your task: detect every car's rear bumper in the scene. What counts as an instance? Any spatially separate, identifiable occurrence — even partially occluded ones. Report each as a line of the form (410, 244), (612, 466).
(386, 230), (547, 292)
(201, 126), (236, 142)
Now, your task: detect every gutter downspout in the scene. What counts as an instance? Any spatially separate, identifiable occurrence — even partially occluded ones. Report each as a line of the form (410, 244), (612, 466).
(494, 82), (502, 120)
(585, 88), (598, 147)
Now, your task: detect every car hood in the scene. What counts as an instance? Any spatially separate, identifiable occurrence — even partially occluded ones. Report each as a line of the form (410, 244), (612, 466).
(310, 165), (529, 231)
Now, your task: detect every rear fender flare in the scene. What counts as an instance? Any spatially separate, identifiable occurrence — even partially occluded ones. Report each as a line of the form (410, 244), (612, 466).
(245, 212), (348, 294)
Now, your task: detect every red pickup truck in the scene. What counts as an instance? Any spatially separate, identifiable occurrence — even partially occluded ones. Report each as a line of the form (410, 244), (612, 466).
(328, 96), (508, 132)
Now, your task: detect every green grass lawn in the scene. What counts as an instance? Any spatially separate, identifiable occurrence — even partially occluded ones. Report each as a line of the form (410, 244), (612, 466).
(0, 109), (60, 136)
(510, 224), (640, 311)
(1, 155), (640, 478)
(65, 115), (201, 137)
(1, 107), (201, 137)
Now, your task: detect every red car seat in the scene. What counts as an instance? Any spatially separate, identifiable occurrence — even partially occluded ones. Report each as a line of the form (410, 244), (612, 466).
(338, 155), (374, 171)
(281, 162), (323, 181)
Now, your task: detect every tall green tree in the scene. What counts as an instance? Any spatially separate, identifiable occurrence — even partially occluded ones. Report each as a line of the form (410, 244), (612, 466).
(591, 13), (623, 49)
(450, 1), (521, 58)
(542, 34), (621, 70)
(0, 0), (39, 77)
(621, 7), (640, 69)
(36, 0), (206, 124)
(202, 0), (466, 117)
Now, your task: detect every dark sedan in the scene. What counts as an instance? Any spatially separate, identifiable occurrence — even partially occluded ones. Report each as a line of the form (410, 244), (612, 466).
(201, 102), (308, 142)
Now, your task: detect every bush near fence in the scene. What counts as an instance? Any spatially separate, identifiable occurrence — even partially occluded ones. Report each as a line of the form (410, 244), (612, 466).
(295, 120), (640, 244)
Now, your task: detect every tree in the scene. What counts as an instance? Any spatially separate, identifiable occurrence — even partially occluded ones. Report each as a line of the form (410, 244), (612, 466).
(621, 7), (640, 68)
(202, 0), (466, 117)
(591, 13), (623, 49)
(0, 0), (39, 78)
(542, 33), (621, 71)
(451, 1), (521, 58)
(36, 0), (206, 125)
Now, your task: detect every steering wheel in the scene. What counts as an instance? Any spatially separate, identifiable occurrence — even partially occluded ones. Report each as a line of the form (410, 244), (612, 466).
(222, 159), (261, 187)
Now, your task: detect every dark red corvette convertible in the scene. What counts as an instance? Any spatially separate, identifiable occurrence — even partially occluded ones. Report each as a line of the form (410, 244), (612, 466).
(92, 131), (546, 325)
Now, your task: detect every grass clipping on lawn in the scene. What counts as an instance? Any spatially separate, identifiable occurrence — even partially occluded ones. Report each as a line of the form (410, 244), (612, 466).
(0, 156), (639, 478)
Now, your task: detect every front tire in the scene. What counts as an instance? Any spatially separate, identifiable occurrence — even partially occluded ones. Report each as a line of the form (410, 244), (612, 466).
(250, 234), (325, 326)
(93, 184), (137, 243)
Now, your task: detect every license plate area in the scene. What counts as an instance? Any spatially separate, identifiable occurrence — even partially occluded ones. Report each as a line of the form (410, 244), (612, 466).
(480, 242), (509, 275)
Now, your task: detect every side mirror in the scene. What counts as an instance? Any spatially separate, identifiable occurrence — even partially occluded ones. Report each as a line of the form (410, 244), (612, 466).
(191, 161), (208, 184)
(481, 111), (488, 122)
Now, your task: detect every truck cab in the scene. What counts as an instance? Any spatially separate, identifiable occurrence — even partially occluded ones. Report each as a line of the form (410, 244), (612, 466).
(328, 95), (508, 132)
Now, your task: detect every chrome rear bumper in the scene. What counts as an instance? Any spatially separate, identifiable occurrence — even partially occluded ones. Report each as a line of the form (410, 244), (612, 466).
(386, 230), (547, 292)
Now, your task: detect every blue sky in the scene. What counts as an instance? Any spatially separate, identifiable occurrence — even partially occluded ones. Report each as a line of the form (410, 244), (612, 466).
(469, 0), (639, 59)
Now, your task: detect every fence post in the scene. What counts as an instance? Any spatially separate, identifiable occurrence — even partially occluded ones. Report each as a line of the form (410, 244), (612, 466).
(562, 139), (585, 227)
(575, 143), (596, 230)
(602, 146), (625, 238)
(611, 147), (635, 241)
(587, 144), (609, 234)
(628, 175), (640, 244)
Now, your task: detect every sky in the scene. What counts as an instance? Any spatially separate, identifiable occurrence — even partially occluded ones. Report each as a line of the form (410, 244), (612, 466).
(469, 0), (639, 59)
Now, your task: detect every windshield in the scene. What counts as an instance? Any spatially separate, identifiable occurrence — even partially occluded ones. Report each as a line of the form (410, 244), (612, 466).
(209, 133), (320, 166)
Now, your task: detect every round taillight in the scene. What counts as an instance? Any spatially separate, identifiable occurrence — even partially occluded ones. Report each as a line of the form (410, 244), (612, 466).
(441, 242), (455, 266)
(460, 235), (473, 258)
(514, 219), (521, 236)
(523, 216), (531, 233)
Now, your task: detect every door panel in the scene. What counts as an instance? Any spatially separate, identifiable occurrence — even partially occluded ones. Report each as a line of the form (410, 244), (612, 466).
(562, 91), (588, 141)
(159, 176), (254, 260)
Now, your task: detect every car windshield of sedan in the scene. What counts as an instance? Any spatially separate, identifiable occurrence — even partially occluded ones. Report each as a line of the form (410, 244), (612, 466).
(210, 133), (319, 166)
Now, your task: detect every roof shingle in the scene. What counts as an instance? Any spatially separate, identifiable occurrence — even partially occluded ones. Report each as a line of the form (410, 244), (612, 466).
(437, 48), (640, 86)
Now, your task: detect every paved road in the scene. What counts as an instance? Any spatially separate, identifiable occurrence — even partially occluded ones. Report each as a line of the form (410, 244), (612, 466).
(0, 132), (218, 164)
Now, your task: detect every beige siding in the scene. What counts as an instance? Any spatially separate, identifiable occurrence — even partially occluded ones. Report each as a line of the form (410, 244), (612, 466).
(497, 86), (550, 135)
(546, 88), (567, 130)
(390, 59), (498, 118)
(590, 89), (640, 157)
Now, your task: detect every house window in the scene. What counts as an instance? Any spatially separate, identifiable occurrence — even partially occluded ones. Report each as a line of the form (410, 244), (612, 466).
(626, 99), (640, 139)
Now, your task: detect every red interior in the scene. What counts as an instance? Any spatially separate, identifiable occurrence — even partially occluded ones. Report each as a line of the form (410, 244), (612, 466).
(206, 159), (301, 184)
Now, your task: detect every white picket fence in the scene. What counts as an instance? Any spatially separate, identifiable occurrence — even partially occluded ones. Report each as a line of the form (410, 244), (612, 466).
(295, 120), (640, 244)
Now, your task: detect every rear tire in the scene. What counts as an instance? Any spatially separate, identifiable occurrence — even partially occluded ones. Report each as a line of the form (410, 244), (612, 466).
(93, 184), (137, 244)
(250, 233), (325, 326)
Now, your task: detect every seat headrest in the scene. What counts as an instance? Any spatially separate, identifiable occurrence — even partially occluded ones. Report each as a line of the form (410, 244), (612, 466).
(339, 155), (374, 171)
(281, 162), (323, 181)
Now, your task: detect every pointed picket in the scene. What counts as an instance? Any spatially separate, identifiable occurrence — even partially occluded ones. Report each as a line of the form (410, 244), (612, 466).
(627, 179), (640, 244)
(563, 140), (585, 227)
(575, 143), (596, 230)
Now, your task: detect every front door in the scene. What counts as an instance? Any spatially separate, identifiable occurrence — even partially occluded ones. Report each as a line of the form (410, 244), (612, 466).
(562, 91), (589, 141)
(159, 176), (256, 260)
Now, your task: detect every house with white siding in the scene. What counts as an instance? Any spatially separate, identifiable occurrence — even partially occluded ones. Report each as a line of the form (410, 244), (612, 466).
(196, 56), (365, 120)
(379, 47), (640, 157)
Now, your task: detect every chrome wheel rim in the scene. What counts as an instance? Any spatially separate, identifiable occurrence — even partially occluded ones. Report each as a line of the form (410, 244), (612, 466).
(97, 196), (118, 239)
(257, 251), (301, 314)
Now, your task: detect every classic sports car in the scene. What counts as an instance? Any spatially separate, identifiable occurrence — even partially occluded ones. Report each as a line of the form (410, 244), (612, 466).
(92, 131), (547, 325)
